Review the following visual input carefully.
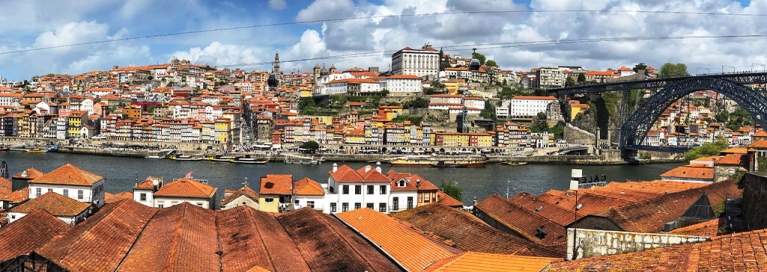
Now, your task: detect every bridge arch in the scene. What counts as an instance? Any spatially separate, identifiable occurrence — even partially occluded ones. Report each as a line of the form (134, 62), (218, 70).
(621, 77), (767, 150)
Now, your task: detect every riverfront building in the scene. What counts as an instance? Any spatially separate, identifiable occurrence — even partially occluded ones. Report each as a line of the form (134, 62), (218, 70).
(133, 176), (217, 209)
(27, 163), (105, 208)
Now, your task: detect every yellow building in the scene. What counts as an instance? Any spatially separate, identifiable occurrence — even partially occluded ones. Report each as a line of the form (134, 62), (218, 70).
(299, 89), (313, 97)
(344, 129), (365, 144)
(569, 102), (590, 121)
(214, 117), (231, 143)
(258, 174), (293, 213)
(68, 111), (87, 138)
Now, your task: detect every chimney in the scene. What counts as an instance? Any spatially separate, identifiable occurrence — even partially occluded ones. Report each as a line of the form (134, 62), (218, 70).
(332, 163), (338, 173)
(365, 165), (372, 173)
(416, 179), (421, 188)
(375, 161), (382, 173)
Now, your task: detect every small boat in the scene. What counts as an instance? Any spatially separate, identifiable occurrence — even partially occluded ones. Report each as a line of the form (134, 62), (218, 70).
(230, 155), (268, 164)
(169, 154), (203, 161)
(27, 148), (45, 153)
(0, 145), (9, 151)
(210, 154), (237, 162)
(501, 161), (528, 166)
(44, 144), (59, 153)
(390, 156), (433, 167)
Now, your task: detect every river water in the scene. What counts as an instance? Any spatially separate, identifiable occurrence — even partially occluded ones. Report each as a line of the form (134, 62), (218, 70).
(0, 152), (680, 205)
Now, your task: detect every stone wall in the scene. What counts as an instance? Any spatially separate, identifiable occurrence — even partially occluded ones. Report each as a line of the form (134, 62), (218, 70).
(741, 173), (767, 229)
(566, 228), (710, 260)
(564, 124), (595, 146)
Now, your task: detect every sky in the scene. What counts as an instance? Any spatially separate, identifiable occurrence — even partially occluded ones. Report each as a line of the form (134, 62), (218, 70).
(0, 0), (765, 81)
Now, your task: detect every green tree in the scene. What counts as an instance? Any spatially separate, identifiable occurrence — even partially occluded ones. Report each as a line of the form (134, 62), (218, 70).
(380, 89), (390, 96)
(391, 114), (423, 124)
(480, 100), (496, 119)
(577, 73), (586, 83)
(403, 97), (429, 109)
(531, 112), (549, 133)
(485, 60), (497, 67)
(147, 106), (155, 113)
(659, 63), (690, 78)
(633, 63), (648, 74)
(683, 138), (729, 161)
(565, 76), (575, 87)
(440, 181), (463, 202)
(472, 51), (486, 65)
(300, 140), (320, 152)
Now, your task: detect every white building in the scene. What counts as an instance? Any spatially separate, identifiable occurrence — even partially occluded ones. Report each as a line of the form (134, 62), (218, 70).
(391, 43), (440, 78)
(7, 192), (91, 226)
(325, 78), (381, 95)
(133, 177), (218, 209)
(219, 184), (260, 210)
(326, 163), (393, 214)
(463, 96), (485, 110)
(496, 99), (511, 119)
(536, 67), (565, 89)
(0, 93), (21, 107)
(292, 177), (326, 211)
(380, 75), (423, 95)
(28, 163), (106, 208)
(509, 96), (559, 119)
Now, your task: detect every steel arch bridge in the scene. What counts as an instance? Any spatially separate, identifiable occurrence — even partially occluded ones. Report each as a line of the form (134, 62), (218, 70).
(620, 77), (767, 152)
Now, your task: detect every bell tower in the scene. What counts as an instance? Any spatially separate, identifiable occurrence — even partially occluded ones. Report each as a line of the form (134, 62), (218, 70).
(272, 51), (281, 75)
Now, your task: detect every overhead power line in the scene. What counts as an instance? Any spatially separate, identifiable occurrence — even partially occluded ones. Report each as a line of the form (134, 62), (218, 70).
(217, 34), (767, 68)
(1, 9), (767, 55)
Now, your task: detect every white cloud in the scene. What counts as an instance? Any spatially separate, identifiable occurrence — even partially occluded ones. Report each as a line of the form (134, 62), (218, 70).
(269, 0), (286, 10)
(170, 42), (266, 67)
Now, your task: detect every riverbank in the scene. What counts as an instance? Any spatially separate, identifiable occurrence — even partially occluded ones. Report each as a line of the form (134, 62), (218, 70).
(48, 146), (684, 165)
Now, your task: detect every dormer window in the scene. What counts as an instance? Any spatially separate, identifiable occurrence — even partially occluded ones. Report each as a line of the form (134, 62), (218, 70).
(398, 180), (406, 187)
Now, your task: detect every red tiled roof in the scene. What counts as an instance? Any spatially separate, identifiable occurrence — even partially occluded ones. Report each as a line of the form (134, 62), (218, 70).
(293, 177), (324, 196)
(119, 203), (218, 271)
(714, 154), (747, 166)
(104, 191), (134, 203)
(153, 178), (217, 198)
(11, 192), (91, 217)
(437, 191), (464, 208)
(0, 209), (69, 262)
(12, 168), (44, 180)
(259, 174), (293, 195)
(669, 218), (722, 237)
(475, 194), (567, 246)
(220, 185), (260, 206)
(0, 188), (28, 203)
(29, 164), (103, 186)
(392, 203), (564, 257)
(134, 176), (160, 190)
(336, 208), (459, 271)
(660, 165), (714, 180)
(548, 227), (767, 271)
(426, 252), (558, 272)
(0, 177), (10, 195)
(748, 139), (767, 148)
(38, 200), (158, 272)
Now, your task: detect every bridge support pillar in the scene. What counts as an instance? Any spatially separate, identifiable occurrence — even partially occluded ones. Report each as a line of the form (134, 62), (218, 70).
(621, 149), (637, 160)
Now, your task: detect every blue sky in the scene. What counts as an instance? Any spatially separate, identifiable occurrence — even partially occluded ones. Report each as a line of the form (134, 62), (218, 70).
(0, 0), (765, 80)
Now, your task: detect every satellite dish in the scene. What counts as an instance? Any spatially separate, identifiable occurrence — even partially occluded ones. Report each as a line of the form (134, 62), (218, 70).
(152, 179), (159, 186)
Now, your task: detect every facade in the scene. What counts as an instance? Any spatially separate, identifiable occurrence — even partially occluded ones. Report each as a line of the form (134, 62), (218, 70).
(325, 163), (392, 214)
(391, 43), (440, 78)
(219, 184), (260, 210)
(133, 177), (218, 209)
(28, 163), (106, 208)
(7, 192), (91, 226)
(536, 67), (565, 88)
(380, 74), (422, 95)
(258, 174), (294, 213)
(509, 96), (559, 119)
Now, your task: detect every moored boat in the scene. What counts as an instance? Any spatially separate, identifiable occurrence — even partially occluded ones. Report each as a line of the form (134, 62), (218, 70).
(390, 157), (433, 167)
(500, 161), (527, 166)
(169, 154), (203, 161)
(0, 145), (9, 151)
(230, 155), (269, 164)
(210, 154), (237, 162)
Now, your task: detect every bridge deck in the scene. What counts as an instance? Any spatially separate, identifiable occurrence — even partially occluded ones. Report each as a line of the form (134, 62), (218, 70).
(550, 71), (767, 95)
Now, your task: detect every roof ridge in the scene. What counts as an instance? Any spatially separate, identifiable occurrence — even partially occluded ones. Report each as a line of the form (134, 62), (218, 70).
(244, 207), (277, 271)
(47, 199), (127, 264)
(322, 211), (379, 269)
(114, 203), (160, 271)
(167, 203), (188, 271)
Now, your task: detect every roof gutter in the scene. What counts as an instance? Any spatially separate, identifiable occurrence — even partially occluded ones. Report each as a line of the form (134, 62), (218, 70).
(331, 213), (409, 272)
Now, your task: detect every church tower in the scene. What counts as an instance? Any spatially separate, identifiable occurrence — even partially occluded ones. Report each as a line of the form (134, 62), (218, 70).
(272, 51), (281, 75)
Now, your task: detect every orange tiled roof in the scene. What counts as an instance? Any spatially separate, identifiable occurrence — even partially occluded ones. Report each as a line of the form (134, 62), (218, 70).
(0, 177), (10, 195)
(11, 192), (91, 217)
(660, 165), (714, 180)
(749, 139), (767, 149)
(668, 218), (722, 237)
(260, 174), (293, 195)
(475, 194), (566, 246)
(720, 147), (747, 154)
(0, 209), (69, 262)
(548, 227), (767, 271)
(104, 191), (134, 203)
(293, 177), (324, 196)
(392, 203), (564, 258)
(425, 252), (558, 272)
(714, 154), (747, 166)
(437, 191), (464, 208)
(134, 176), (160, 190)
(10, 168), (44, 181)
(0, 188), (28, 203)
(219, 185), (259, 206)
(153, 178), (217, 198)
(29, 164), (103, 186)
(336, 208), (458, 271)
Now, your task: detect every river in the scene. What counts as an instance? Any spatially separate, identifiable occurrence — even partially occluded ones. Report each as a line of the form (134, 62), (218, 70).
(0, 152), (681, 206)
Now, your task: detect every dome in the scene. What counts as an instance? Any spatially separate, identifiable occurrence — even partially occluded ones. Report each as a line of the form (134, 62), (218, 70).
(267, 74), (279, 88)
(468, 58), (481, 71)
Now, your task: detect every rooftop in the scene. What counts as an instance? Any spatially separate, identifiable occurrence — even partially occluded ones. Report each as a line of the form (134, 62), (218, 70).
(153, 178), (217, 198)
(29, 164), (103, 186)
(11, 192), (91, 217)
(0, 209), (69, 262)
(426, 252), (558, 272)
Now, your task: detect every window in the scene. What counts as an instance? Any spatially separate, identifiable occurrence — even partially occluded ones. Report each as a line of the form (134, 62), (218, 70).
(367, 185), (374, 195)
(77, 190), (84, 200)
(196, 202), (203, 206)
(36, 188), (41, 197)
(407, 197), (414, 209)
(355, 185), (361, 195)
(393, 197), (399, 211)
(265, 198), (274, 203)
(425, 192), (430, 202)
(366, 203), (374, 209)
(379, 203), (387, 212)
(342, 203), (349, 212)
(342, 185), (349, 195)
(48, 188), (53, 193)
(354, 203), (361, 210)
(140, 193), (146, 201)
(158, 203), (164, 208)
(307, 201), (315, 209)
(330, 203), (337, 212)
(380, 185), (387, 194)
(63, 189), (69, 197)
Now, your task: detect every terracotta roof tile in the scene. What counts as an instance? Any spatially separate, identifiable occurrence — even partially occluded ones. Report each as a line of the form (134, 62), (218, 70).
(153, 178), (217, 198)
(392, 203), (564, 258)
(548, 228), (767, 271)
(220, 185), (260, 206)
(293, 177), (324, 196)
(426, 252), (558, 272)
(38, 200), (157, 272)
(748, 139), (767, 148)
(104, 191), (134, 203)
(0, 188), (28, 203)
(437, 191), (464, 208)
(276, 207), (400, 271)
(0, 209), (69, 262)
(259, 174), (293, 195)
(475, 194), (567, 247)
(119, 203), (219, 272)
(29, 164), (103, 186)
(336, 208), (458, 271)
(133, 176), (160, 190)
(669, 218), (722, 237)
(660, 165), (714, 181)
(0, 177), (10, 195)
(11, 192), (91, 217)
(714, 154), (748, 166)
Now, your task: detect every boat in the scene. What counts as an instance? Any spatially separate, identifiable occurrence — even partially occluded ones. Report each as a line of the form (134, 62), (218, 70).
(209, 154), (237, 162)
(284, 154), (322, 165)
(230, 155), (269, 164)
(145, 155), (163, 159)
(500, 161), (528, 166)
(0, 145), (9, 151)
(169, 154), (203, 161)
(44, 144), (59, 153)
(390, 156), (433, 168)
(431, 160), (468, 168)
(431, 159), (487, 168)
(27, 148), (45, 153)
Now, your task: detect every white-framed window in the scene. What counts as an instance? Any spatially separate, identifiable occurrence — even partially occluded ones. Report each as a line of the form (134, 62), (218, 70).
(265, 198), (274, 203)
(36, 188), (41, 197)
(63, 189), (69, 197)
(77, 190), (83, 200)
